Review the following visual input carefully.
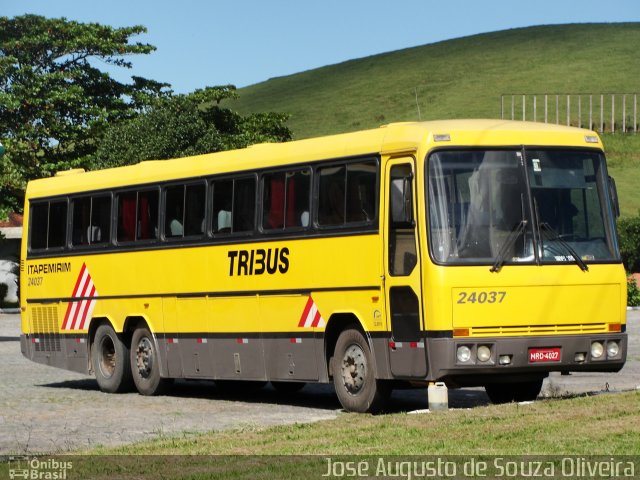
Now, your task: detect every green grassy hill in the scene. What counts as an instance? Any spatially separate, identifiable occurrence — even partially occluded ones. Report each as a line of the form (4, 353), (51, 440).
(231, 23), (640, 215)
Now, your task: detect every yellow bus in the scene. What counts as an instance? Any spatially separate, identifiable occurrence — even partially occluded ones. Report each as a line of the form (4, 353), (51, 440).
(20, 119), (627, 413)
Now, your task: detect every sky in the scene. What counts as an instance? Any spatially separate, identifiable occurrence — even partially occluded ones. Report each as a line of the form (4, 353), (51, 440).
(4, 0), (640, 94)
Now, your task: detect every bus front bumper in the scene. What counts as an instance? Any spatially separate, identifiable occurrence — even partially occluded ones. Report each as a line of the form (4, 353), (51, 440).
(426, 332), (627, 387)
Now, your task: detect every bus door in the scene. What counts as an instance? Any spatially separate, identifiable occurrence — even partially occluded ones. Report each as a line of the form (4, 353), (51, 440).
(384, 158), (427, 378)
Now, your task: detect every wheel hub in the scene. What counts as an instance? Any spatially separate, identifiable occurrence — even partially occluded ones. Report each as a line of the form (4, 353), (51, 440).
(98, 336), (116, 378)
(136, 337), (154, 378)
(340, 344), (366, 394)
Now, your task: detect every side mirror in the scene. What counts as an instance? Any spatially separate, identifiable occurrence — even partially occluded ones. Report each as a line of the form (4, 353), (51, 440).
(609, 176), (620, 218)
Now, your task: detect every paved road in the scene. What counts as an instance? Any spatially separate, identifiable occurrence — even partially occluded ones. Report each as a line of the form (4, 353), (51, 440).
(0, 312), (638, 454)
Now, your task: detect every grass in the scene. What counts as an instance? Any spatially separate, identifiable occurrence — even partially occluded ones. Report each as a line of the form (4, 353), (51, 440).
(228, 23), (640, 217)
(602, 134), (640, 217)
(87, 391), (639, 455)
(232, 24), (640, 140)
(3, 391), (632, 478)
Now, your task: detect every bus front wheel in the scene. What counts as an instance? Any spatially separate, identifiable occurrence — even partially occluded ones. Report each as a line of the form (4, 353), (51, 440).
(485, 378), (543, 404)
(332, 328), (389, 413)
(92, 323), (133, 393)
(131, 326), (170, 396)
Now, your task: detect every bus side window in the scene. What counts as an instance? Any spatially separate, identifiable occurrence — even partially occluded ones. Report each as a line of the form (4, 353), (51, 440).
(347, 161), (377, 223)
(29, 200), (68, 250)
(91, 195), (111, 244)
(318, 165), (346, 226)
(137, 190), (159, 240)
(233, 178), (256, 233)
(48, 201), (68, 248)
(72, 197), (92, 246)
(318, 160), (377, 227)
(72, 195), (110, 246)
(29, 202), (50, 250)
(262, 169), (310, 231)
(117, 192), (137, 242)
(184, 184), (205, 236)
(117, 190), (158, 242)
(165, 185), (185, 238)
(262, 172), (286, 230)
(212, 179), (233, 234)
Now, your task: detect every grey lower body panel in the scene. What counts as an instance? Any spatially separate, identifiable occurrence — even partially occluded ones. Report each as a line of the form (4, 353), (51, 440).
(22, 330), (627, 390)
(158, 333), (327, 383)
(21, 333), (90, 375)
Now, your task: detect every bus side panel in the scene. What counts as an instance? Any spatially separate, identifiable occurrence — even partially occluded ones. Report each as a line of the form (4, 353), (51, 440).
(261, 295), (319, 381)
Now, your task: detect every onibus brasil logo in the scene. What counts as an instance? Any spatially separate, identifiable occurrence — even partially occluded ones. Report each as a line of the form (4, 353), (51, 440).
(7, 457), (72, 480)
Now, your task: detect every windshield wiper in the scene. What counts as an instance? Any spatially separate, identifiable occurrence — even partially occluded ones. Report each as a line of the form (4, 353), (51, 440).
(539, 222), (589, 272)
(490, 219), (528, 273)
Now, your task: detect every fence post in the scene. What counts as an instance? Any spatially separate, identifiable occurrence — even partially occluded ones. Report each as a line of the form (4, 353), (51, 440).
(544, 94), (548, 123)
(522, 94), (526, 121)
(611, 94), (615, 133)
(501, 95), (504, 120)
(600, 94), (604, 133)
(533, 95), (537, 122)
(511, 95), (515, 120)
(578, 95), (582, 128)
(623, 94), (626, 133)
(567, 95), (571, 126)
(635, 94), (637, 133)
(556, 95), (559, 124)
(589, 95), (593, 130)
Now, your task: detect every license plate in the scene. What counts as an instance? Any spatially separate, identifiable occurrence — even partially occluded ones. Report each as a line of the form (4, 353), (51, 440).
(529, 347), (561, 363)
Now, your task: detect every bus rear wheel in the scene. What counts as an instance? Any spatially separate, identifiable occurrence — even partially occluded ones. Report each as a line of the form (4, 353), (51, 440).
(92, 323), (133, 393)
(131, 326), (170, 396)
(485, 378), (543, 404)
(332, 328), (389, 413)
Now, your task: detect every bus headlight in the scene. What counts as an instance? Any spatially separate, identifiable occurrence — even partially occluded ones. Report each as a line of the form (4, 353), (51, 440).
(591, 341), (604, 359)
(457, 345), (472, 363)
(606, 341), (620, 358)
(477, 345), (491, 362)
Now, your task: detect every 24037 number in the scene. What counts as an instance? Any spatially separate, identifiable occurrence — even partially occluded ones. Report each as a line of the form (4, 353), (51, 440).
(457, 291), (506, 304)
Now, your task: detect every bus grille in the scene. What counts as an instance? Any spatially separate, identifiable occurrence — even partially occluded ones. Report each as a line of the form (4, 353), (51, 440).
(30, 306), (61, 352)
(469, 323), (608, 337)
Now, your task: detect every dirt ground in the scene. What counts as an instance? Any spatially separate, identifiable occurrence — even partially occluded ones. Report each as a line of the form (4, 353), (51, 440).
(1, 312), (637, 454)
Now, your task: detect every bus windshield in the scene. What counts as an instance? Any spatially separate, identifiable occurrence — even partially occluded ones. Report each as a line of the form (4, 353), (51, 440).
(427, 148), (618, 266)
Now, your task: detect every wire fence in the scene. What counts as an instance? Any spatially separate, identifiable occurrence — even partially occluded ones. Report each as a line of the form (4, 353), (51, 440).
(501, 94), (639, 134)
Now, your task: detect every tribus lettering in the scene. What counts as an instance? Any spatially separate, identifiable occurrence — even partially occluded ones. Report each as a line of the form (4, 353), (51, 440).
(228, 248), (289, 276)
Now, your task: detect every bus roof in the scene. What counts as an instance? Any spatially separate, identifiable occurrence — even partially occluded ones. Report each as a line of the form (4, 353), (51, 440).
(26, 119), (603, 199)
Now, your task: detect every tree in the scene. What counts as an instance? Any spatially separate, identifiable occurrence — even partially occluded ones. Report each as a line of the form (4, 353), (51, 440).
(0, 15), (169, 217)
(92, 86), (291, 167)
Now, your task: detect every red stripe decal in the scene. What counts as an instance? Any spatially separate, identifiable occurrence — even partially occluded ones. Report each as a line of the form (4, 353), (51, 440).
(311, 309), (322, 328)
(62, 264), (87, 330)
(298, 296), (314, 327)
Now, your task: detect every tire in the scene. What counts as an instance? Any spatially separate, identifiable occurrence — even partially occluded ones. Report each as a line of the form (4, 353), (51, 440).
(271, 381), (306, 394)
(485, 379), (543, 404)
(130, 325), (170, 396)
(92, 323), (134, 393)
(331, 328), (390, 413)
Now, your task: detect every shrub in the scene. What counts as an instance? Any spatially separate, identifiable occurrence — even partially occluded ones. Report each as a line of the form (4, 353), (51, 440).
(617, 215), (640, 273)
(627, 276), (640, 307)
